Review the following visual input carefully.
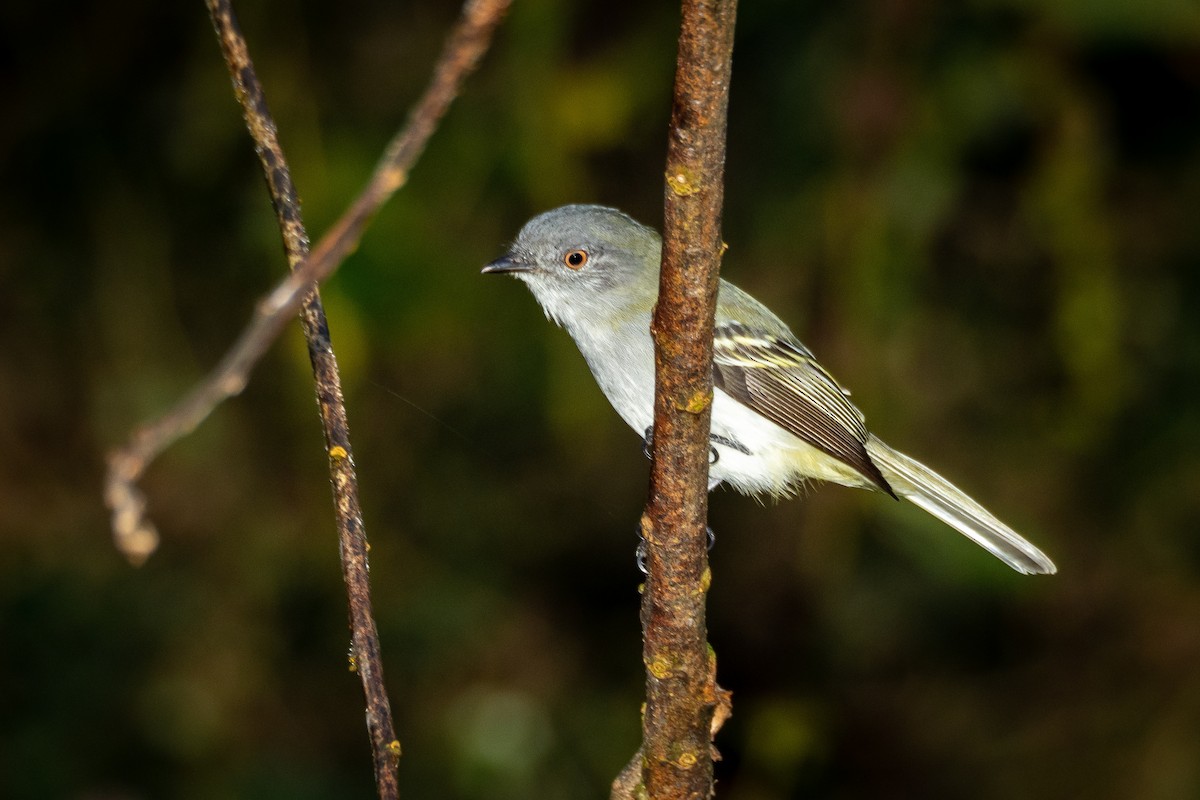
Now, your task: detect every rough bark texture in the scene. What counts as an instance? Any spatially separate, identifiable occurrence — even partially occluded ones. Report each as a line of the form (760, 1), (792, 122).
(105, 1), (511, 796)
(637, 0), (738, 798)
(204, 2), (401, 795)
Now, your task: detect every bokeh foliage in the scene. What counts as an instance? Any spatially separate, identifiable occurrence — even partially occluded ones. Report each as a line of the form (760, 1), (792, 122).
(2, 0), (1199, 797)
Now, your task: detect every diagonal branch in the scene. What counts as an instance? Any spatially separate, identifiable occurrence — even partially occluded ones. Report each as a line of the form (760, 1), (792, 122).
(105, 0), (510, 796)
(621, 0), (739, 797)
(104, 0), (511, 564)
(200, 0), (402, 794)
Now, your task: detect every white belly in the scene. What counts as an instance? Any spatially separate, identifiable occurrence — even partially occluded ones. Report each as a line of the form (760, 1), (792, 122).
(569, 319), (868, 498)
(709, 389), (871, 497)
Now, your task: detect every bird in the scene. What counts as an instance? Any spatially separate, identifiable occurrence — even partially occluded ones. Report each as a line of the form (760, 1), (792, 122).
(483, 204), (1056, 575)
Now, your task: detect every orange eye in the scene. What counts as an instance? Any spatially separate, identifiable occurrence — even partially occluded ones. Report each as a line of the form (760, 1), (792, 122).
(564, 249), (588, 269)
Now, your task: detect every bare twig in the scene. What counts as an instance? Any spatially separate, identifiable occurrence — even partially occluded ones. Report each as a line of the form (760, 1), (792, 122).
(629, 0), (738, 797)
(105, 0), (509, 795)
(199, 1), (404, 795)
(104, 0), (511, 565)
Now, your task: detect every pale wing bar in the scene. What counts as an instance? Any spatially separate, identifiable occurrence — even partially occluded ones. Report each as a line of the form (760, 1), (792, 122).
(713, 323), (894, 496)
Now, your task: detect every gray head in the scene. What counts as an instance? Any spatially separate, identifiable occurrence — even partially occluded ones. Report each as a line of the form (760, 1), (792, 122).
(482, 205), (662, 326)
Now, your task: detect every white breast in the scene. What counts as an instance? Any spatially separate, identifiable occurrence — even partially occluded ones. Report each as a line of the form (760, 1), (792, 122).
(563, 313), (869, 499)
(563, 315), (657, 436)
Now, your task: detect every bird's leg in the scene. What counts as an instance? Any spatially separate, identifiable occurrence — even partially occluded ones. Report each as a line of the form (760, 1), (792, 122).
(635, 522), (715, 574)
(634, 426), (722, 571)
(647, 427), (729, 468)
(706, 447), (719, 542)
(709, 432), (750, 456)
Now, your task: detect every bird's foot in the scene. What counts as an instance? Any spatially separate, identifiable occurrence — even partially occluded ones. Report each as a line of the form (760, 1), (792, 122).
(644, 426), (724, 466)
(635, 524), (716, 574)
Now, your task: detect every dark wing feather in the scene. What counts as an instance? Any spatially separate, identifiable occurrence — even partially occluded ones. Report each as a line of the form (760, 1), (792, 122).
(713, 322), (895, 496)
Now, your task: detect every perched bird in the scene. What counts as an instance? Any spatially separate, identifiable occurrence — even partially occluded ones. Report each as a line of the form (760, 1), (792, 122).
(483, 204), (1056, 575)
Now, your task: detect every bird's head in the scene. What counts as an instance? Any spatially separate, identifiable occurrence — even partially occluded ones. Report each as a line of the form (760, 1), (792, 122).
(482, 204), (661, 327)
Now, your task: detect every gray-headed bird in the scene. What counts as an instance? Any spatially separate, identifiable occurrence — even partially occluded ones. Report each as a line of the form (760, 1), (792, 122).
(484, 205), (1055, 575)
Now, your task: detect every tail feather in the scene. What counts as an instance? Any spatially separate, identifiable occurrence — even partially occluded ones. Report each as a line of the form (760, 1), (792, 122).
(865, 436), (1056, 575)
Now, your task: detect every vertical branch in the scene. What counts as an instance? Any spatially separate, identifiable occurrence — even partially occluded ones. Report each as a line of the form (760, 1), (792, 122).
(635, 0), (738, 798)
(202, 1), (401, 796)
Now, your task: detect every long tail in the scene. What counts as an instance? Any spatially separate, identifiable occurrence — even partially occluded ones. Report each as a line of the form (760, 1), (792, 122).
(865, 436), (1056, 575)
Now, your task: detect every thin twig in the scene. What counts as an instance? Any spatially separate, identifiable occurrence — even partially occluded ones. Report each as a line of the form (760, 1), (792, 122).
(199, 0), (404, 795)
(104, 0), (511, 563)
(105, 0), (509, 795)
(626, 0), (738, 797)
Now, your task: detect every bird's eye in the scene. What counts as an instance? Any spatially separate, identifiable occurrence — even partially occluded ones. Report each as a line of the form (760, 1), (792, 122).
(564, 249), (588, 270)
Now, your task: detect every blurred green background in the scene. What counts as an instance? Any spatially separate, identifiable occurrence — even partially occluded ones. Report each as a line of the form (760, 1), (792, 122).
(4, 0), (1200, 797)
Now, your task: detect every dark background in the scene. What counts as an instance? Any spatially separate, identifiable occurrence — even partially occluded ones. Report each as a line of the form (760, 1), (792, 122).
(3, 0), (1200, 797)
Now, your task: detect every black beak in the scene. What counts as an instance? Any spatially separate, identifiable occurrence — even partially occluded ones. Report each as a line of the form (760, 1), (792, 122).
(481, 254), (533, 275)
